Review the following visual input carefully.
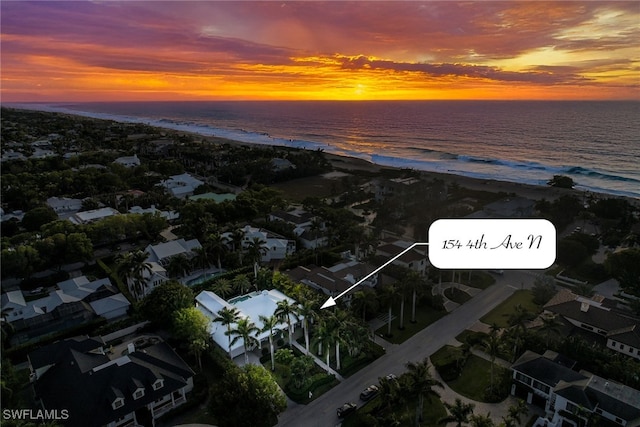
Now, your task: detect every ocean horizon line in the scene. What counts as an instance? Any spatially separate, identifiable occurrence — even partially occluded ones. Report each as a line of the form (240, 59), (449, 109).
(4, 101), (639, 200)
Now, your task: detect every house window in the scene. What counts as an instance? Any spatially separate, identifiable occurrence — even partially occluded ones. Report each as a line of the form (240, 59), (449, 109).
(565, 401), (578, 414)
(153, 379), (164, 390)
(133, 389), (144, 400)
(515, 372), (532, 386)
(611, 341), (617, 348)
(620, 344), (625, 351)
(112, 398), (124, 409)
(532, 380), (550, 394)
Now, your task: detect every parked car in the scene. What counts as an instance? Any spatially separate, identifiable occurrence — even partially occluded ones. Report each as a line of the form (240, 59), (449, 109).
(337, 402), (357, 418)
(360, 385), (379, 401)
(384, 373), (397, 381)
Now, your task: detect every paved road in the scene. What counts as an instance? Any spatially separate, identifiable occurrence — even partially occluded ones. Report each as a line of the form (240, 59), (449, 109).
(277, 270), (538, 427)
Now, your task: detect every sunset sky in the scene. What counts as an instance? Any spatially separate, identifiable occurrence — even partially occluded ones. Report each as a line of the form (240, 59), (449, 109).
(1, 1), (638, 102)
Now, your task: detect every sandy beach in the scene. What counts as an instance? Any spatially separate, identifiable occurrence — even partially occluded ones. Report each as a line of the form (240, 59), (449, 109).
(184, 130), (636, 206)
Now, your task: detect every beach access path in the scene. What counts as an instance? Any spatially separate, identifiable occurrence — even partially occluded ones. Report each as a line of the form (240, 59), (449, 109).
(277, 269), (540, 427)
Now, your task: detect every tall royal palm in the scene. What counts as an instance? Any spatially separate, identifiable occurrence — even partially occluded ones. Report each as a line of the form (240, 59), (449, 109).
(245, 237), (268, 280)
(312, 319), (337, 371)
(274, 299), (299, 347)
(228, 317), (260, 365)
(380, 283), (400, 337)
(405, 357), (443, 426)
(206, 231), (228, 270)
(214, 306), (240, 359)
(259, 314), (280, 371)
(115, 250), (152, 301)
(482, 332), (503, 393)
(297, 300), (317, 353)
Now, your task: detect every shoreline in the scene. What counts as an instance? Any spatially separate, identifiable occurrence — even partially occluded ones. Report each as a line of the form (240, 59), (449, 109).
(5, 105), (638, 205)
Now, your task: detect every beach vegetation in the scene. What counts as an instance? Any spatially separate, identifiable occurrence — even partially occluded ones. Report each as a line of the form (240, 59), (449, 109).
(547, 174), (575, 189)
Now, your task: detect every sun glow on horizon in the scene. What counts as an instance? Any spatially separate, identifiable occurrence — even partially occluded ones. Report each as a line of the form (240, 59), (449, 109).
(1, 1), (638, 102)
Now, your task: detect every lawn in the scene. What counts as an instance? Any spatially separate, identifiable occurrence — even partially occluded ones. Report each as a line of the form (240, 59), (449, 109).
(479, 289), (540, 329)
(445, 354), (510, 403)
(375, 303), (446, 344)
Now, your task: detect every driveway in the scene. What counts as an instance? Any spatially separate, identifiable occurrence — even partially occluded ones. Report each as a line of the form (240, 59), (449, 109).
(276, 270), (538, 427)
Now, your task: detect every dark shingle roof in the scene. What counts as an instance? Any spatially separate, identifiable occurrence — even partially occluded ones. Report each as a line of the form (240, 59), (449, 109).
(607, 325), (640, 348)
(512, 350), (587, 387)
(32, 339), (194, 427)
(546, 300), (637, 333)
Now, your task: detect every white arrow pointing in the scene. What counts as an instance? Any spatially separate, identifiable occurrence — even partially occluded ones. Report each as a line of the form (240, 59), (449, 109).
(320, 242), (429, 309)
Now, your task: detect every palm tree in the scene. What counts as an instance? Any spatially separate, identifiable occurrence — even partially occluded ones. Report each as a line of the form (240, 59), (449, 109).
(232, 274), (251, 295)
(211, 278), (233, 299)
(230, 227), (246, 265)
(401, 271), (425, 324)
(508, 304), (533, 359)
(297, 300), (317, 353)
(439, 398), (475, 427)
(245, 237), (268, 279)
(228, 317), (260, 365)
(378, 375), (402, 414)
(380, 283), (400, 337)
(192, 246), (210, 273)
(206, 231), (228, 270)
(274, 299), (299, 347)
(405, 357), (443, 426)
(539, 313), (563, 347)
(214, 306), (240, 359)
(397, 277), (409, 330)
(506, 399), (528, 426)
(350, 288), (379, 322)
(330, 309), (353, 371)
(115, 250), (153, 301)
(312, 319), (336, 371)
(482, 332), (503, 394)
(166, 253), (190, 279)
(259, 314), (280, 371)
(469, 414), (495, 427)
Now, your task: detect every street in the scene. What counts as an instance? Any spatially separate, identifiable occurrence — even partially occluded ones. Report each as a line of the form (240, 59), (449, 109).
(277, 270), (539, 427)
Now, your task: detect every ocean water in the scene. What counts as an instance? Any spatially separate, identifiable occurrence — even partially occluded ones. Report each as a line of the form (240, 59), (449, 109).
(13, 101), (640, 198)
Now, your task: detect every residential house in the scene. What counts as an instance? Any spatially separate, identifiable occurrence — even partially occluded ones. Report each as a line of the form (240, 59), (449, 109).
(223, 225), (295, 263)
(269, 209), (327, 250)
(376, 238), (429, 275)
(286, 260), (378, 301)
(196, 289), (302, 360)
(3, 276), (130, 337)
(113, 154), (141, 168)
(128, 205), (180, 222)
(159, 173), (204, 199)
(544, 289), (640, 360)
(69, 207), (120, 225)
(144, 238), (202, 267)
(29, 336), (194, 427)
(47, 196), (83, 219)
(513, 350), (640, 427)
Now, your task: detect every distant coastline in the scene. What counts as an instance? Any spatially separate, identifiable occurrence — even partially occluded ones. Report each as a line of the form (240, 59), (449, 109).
(5, 101), (640, 202)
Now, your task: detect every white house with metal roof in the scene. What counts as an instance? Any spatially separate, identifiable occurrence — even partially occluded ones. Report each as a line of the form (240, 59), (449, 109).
(195, 289), (302, 360)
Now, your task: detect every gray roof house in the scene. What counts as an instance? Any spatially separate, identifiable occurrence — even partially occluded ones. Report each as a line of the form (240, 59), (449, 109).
(513, 350), (640, 427)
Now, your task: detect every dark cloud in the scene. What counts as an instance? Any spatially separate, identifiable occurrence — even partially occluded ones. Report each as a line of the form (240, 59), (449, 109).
(335, 55), (587, 84)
